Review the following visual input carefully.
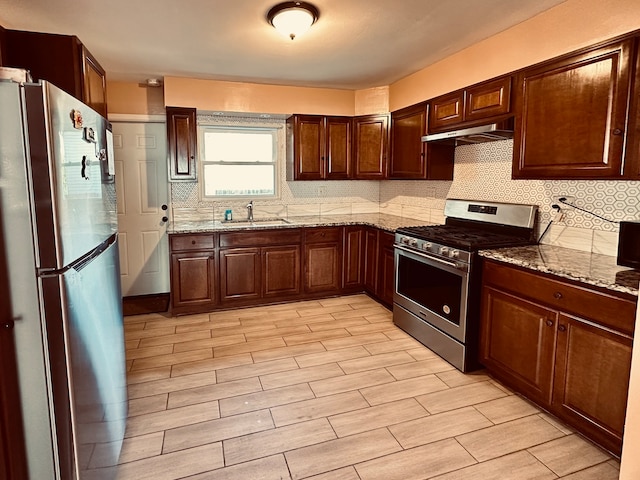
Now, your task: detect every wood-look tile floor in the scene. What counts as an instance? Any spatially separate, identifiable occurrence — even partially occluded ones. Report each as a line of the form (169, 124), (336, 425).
(105, 295), (620, 480)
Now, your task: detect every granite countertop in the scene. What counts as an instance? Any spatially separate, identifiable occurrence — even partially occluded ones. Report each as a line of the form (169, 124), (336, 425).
(480, 244), (640, 297)
(168, 213), (433, 235)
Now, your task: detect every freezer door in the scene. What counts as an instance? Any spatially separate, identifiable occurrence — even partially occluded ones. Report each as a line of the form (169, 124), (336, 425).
(59, 238), (127, 479)
(23, 82), (117, 270)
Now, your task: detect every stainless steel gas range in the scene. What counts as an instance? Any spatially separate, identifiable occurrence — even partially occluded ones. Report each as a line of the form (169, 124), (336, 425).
(393, 199), (538, 372)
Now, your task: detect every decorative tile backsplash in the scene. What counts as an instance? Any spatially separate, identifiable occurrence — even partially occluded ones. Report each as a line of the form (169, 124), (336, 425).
(171, 122), (639, 257)
(381, 140), (640, 256)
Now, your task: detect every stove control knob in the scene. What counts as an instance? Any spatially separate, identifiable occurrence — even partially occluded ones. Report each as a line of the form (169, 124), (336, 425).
(401, 236), (410, 245)
(422, 243), (430, 251)
(408, 238), (418, 247)
(440, 247), (449, 256)
(450, 250), (460, 259)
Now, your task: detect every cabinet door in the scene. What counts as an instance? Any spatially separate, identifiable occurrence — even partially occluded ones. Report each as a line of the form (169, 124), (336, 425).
(343, 226), (364, 290)
(480, 286), (558, 404)
(624, 44), (640, 178)
(377, 231), (395, 306)
(553, 313), (632, 455)
(465, 76), (511, 123)
(513, 40), (633, 179)
(81, 45), (107, 117)
(263, 245), (301, 298)
(390, 103), (427, 178)
(428, 91), (464, 132)
(292, 115), (324, 180)
(219, 248), (261, 302)
(305, 242), (341, 294)
(364, 228), (379, 294)
(170, 252), (216, 308)
(166, 106), (197, 181)
(353, 114), (389, 179)
(325, 116), (351, 179)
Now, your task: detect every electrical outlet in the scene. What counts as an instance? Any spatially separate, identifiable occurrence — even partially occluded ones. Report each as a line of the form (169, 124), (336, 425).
(553, 195), (576, 205)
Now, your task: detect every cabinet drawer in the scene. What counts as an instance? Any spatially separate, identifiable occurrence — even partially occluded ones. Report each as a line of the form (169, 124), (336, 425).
(305, 227), (342, 243)
(170, 234), (215, 252)
(483, 260), (636, 336)
(220, 229), (302, 248)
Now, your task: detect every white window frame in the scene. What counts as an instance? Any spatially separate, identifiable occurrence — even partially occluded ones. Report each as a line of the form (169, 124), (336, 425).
(198, 124), (280, 200)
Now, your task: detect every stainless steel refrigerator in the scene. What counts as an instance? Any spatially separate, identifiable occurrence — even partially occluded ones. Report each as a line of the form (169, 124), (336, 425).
(0, 78), (127, 479)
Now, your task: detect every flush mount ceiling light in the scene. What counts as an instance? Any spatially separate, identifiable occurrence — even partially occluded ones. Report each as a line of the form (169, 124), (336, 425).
(267, 1), (319, 40)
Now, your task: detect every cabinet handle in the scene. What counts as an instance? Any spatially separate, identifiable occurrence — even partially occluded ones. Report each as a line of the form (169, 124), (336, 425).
(553, 292), (563, 299)
(546, 319), (554, 327)
(613, 128), (623, 135)
(558, 324), (567, 332)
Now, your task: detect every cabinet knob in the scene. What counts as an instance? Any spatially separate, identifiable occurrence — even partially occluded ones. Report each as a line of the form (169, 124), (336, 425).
(546, 319), (554, 327)
(553, 292), (563, 299)
(191, 240), (196, 245)
(558, 324), (567, 332)
(613, 128), (623, 136)
(162, 216), (169, 222)
(162, 204), (168, 211)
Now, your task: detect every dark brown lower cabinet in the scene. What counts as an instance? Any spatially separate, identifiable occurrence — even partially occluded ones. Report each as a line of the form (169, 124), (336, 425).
(377, 231), (395, 306)
(304, 227), (342, 295)
(342, 226), (364, 291)
(263, 246), (301, 298)
(480, 259), (635, 455)
(169, 233), (218, 315)
(169, 225), (394, 314)
(219, 248), (261, 302)
(552, 313), (632, 452)
(219, 229), (302, 307)
(364, 228), (379, 294)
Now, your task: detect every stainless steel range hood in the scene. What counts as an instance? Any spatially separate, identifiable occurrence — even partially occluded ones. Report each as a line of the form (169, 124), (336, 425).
(422, 118), (514, 145)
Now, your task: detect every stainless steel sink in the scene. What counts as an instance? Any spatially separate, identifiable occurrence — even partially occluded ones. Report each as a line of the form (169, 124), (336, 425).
(221, 218), (292, 227)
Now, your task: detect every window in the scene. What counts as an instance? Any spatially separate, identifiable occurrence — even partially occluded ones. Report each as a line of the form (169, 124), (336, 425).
(199, 126), (278, 199)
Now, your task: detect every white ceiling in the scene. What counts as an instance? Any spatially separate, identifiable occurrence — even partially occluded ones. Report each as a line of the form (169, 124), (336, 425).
(0, 0), (567, 90)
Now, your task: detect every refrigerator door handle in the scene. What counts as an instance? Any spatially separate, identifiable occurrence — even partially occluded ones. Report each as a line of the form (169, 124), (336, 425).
(38, 233), (118, 277)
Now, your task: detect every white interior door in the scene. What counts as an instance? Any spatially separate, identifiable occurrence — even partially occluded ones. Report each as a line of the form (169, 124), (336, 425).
(113, 121), (169, 296)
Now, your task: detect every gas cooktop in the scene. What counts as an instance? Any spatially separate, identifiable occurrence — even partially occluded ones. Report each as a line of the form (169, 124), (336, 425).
(396, 224), (535, 251)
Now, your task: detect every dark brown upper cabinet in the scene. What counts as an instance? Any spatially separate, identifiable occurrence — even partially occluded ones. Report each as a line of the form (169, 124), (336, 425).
(4, 29), (108, 117)
(353, 113), (390, 179)
(166, 106), (198, 182)
(512, 39), (634, 179)
(0, 24), (6, 66)
(287, 114), (352, 180)
(428, 76), (512, 133)
(624, 39), (640, 179)
(390, 102), (454, 180)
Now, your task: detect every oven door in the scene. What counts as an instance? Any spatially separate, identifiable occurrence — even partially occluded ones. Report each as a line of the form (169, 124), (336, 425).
(394, 245), (469, 343)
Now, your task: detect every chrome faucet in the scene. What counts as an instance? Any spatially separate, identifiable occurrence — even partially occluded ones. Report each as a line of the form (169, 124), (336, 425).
(246, 200), (254, 221)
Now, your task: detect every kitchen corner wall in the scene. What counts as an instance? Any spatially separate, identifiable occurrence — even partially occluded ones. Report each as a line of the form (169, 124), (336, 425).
(381, 140), (640, 257)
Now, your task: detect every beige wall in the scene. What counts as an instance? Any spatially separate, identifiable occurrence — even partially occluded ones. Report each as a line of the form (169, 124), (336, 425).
(389, 0), (640, 111)
(163, 76), (356, 116)
(354, 86), (390, 115)
(106, 81), (165, 115)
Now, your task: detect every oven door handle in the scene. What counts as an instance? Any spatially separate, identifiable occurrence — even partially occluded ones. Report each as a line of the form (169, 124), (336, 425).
(394, 244), (460, 269)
